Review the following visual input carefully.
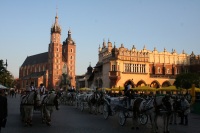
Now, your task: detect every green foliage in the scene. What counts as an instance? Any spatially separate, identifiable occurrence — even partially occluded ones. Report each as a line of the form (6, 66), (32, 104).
(174, 73), (200, 89)
(59, 73), (71, 88)
(0, 59), (14, 87)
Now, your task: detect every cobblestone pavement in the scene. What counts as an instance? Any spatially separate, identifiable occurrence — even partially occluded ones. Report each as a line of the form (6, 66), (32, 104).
(1, 94), (200, 133)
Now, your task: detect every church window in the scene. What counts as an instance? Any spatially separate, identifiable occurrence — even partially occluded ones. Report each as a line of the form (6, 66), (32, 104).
(71, 48), (73, 53)
(70, 56), (73, 59)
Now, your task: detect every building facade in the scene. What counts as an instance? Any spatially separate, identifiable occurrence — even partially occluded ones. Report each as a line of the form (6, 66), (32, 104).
(85, 40), (200, 89)
(19, 14), (76, 90)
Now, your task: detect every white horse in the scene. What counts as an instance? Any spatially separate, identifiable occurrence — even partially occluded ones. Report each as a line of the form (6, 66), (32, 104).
(132, 95), (173, 133)
(60, 91), (76, 105)
(20, 91), (40, 126)
(41, 92), (60, 126)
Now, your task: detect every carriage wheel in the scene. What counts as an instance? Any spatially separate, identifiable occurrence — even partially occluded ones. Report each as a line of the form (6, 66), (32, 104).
(80, 102), (84, 111)
(139, 113), (148, 125)
(98, 104), (103, 114)
(75, 100), (78, 108)
(118, 111), (126, 126)
(70, 99), (74, 106)
(103, 103), (109, 119)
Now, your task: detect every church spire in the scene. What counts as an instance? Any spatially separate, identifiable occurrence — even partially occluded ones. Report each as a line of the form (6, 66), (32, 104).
(51, 9), (61, 34)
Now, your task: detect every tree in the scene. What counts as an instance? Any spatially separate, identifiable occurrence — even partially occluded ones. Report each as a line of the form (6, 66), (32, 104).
(174, 73), (200, 90)
(0, 59), (14, 87)
(59, 73), (71, 88)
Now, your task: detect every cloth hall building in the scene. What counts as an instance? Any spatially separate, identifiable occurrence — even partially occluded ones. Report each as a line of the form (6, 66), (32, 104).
(19, 14), (76, 90)
(82, 40), (200, 89)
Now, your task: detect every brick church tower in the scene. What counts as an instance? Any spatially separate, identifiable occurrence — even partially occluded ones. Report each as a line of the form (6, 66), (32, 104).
(48, 14), (63, 89)
(62, 29), (76, 87)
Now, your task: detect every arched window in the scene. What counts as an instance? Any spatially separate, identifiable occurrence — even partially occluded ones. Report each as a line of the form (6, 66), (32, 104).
(71, 48), (73, 53)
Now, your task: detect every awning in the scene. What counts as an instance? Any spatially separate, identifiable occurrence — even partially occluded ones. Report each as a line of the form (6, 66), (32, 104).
(0, 84), (7, 90)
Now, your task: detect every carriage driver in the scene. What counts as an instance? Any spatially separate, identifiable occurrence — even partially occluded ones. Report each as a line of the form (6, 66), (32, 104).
(29, 82), (36, 91)
(26, 82), (36, 92)
(39, 83), (46, 102)
(124, 83), (131, 109)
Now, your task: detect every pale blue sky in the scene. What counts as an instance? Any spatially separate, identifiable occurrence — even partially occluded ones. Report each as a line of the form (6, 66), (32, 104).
(0, 0), (200, 78)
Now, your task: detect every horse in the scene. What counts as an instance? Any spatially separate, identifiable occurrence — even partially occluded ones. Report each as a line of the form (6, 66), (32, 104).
(169, 95), (181, 125)
(132, 95), (173, 133)
(20, 90), (40, 126)
(87, 91), (104, 114)
(95, 91), (106, 114)
(41, 92), (60, 126)
(60, 91), (76, 105)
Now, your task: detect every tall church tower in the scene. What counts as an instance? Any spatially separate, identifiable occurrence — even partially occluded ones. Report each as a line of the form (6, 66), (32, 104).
(63, 29), (76, 87)
(48, 14), (63, 89)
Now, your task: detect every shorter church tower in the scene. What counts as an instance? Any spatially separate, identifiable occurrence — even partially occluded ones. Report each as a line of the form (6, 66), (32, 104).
(62, 29), (76, 87)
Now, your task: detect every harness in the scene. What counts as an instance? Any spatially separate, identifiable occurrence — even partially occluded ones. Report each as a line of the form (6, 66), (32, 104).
(141, 98), (154, 112)
(42, 94), (57, 106)
(21, 92), (35, 106)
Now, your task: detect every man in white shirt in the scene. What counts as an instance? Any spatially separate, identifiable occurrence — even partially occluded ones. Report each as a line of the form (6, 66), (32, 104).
(39, 83), (46, 102)
(26, 82), (36, 92)
(29, 82), (36, 91)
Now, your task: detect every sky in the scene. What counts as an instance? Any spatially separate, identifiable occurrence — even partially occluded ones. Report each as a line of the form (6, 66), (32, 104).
(0, 0), (200, 78)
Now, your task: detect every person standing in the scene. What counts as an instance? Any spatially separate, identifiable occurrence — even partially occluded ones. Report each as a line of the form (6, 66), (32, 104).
(124, 83), (131, 109)
(0, 89), (8, 133)
(179, 96), (190, 126)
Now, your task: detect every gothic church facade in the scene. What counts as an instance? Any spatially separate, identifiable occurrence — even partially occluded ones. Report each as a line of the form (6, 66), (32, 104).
(19, 14), (76, 90)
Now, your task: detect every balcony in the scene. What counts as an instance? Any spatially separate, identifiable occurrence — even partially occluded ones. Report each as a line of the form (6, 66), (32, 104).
(109, 71), (121, 80)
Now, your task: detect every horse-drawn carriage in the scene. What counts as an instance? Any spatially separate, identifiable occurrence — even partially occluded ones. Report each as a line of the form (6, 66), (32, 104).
(75, 89), (105, 114)
(60, 91), (76, 106)
(20, 90), (60, 126)
(103, 94), (149, 126)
